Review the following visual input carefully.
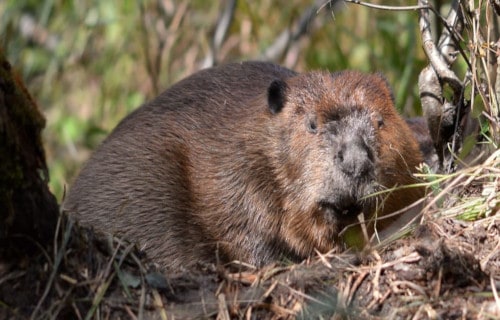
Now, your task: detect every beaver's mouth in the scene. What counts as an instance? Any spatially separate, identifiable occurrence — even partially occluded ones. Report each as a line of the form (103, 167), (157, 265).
(318, 200), (363, 222)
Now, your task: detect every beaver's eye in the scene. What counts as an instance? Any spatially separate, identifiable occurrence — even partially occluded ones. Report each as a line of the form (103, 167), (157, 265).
(306, 118), (318, 134)
(374, 113), (384, 129)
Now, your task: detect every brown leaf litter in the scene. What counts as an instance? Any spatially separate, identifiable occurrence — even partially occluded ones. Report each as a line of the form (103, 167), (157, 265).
(1, 156), (500, 319)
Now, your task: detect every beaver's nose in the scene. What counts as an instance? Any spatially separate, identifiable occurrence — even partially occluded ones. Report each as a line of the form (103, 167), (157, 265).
(335, 136), (374, 178)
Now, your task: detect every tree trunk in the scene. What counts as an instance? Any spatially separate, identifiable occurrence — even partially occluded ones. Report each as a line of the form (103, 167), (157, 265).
(0, 49), (58, 256)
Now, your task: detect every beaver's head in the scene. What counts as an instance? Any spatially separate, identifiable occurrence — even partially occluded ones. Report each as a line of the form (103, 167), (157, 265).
(265, 70), (423, 253)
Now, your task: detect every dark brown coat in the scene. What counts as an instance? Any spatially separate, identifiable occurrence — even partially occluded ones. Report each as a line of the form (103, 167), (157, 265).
(64, 61), (424, 269)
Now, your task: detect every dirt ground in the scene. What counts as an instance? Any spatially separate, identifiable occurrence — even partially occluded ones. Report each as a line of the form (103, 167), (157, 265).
(1, 170), (499, 319)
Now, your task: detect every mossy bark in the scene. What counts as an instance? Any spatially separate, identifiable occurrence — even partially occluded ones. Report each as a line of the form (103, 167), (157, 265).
(0, 50), (58, 253)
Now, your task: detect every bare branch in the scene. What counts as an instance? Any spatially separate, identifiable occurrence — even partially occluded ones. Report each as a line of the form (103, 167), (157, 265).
(260, 0), (326, 62)
(202, 0), (237, 68)
(340, 0), (430, 12)
(139, 2), (159, 95)
(419, 0), (463, 96)
(214, 0), (237, 50)
(140, 1), (189, 95)
(417, 0), (473, 172)
(436, 1), (464, 66)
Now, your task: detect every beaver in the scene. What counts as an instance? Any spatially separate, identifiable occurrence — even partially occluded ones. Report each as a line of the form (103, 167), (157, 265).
(406, 117), (439, 171)
(64, 61), (425, 270)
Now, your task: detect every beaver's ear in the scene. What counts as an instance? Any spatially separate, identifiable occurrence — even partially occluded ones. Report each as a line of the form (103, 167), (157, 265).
(267, 79), (288, 114)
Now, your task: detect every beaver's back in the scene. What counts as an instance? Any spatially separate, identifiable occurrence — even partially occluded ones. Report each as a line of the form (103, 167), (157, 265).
(64, 62), (297, 268)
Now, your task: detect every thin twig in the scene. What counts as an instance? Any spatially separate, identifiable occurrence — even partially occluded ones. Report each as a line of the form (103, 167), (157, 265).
(31, 218), (74, 320)
(342, 0), (430, 11)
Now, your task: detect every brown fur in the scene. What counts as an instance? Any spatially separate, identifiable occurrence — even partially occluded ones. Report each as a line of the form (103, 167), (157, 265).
(64, 61), (424, 269)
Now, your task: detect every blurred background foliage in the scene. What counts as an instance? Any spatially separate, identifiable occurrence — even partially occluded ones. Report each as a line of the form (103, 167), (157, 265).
(1, 0), (431, 200)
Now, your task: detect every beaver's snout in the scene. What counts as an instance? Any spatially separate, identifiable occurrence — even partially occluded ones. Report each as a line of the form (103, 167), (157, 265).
(335, 134), (375, 179)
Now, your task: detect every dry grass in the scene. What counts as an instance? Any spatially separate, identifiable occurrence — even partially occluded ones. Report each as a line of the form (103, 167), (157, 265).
(1, 156), (498, 319)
